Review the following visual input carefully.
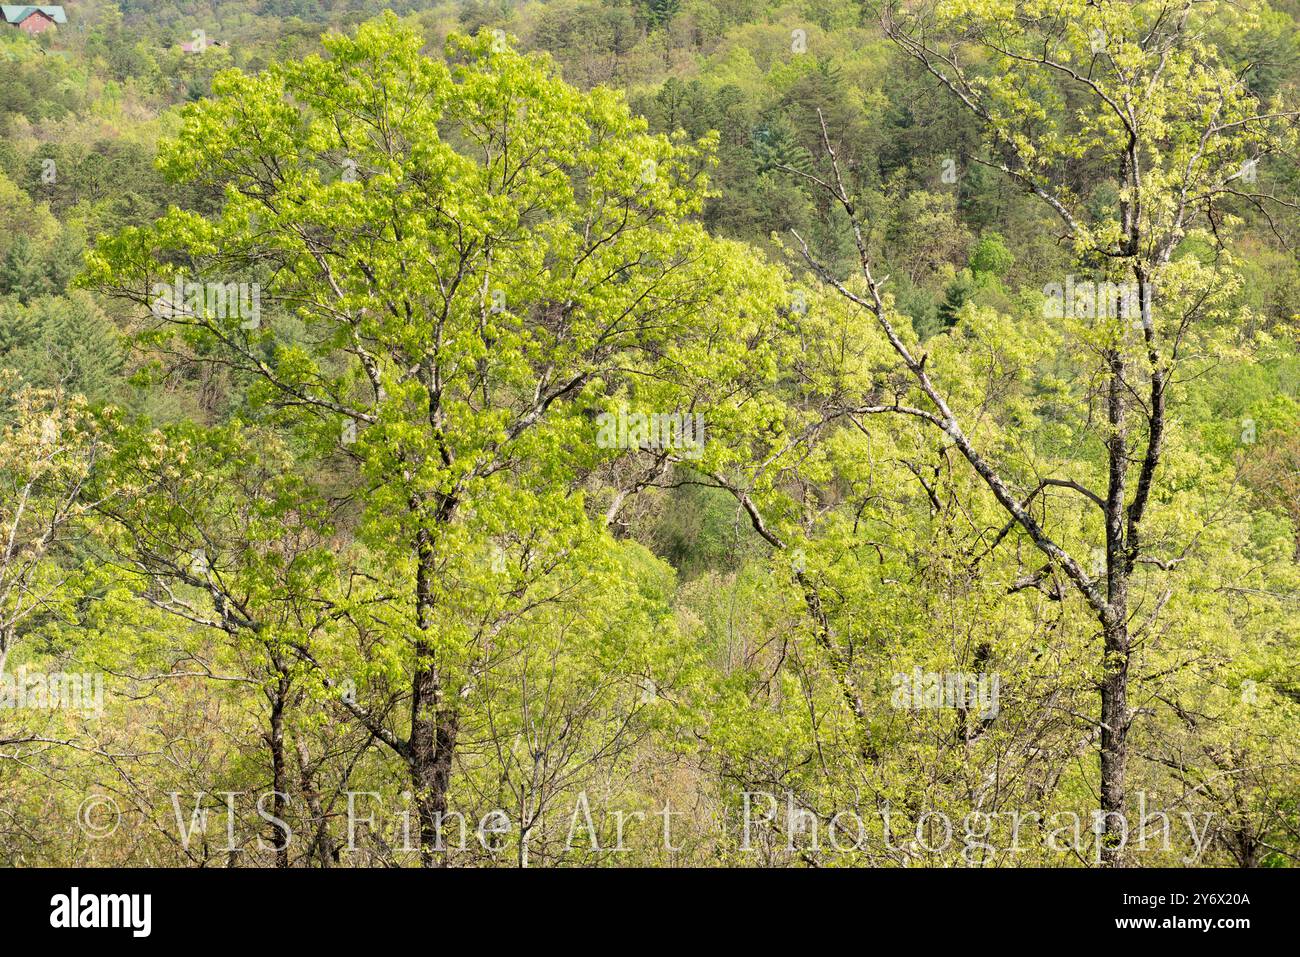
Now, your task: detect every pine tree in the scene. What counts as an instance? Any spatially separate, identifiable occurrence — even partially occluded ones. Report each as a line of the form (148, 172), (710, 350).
(0, 236), (51, 305)
(9, 293), (124, 402)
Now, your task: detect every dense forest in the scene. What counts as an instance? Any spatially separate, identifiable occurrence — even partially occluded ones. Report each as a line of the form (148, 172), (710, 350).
(1, 0), (1298, 868)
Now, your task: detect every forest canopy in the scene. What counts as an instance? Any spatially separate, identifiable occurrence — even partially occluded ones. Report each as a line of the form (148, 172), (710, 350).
(0, 0), (1298, 868)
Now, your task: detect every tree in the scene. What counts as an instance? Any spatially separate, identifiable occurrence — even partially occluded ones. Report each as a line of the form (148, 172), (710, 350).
(0, 379), (111, 747)
(2, 293), (125, 403)
(86, 15), (783, 865)
(800, 0), (1300, 864)
(0, 237), (51, 305)
(968, 231), (1013, 280)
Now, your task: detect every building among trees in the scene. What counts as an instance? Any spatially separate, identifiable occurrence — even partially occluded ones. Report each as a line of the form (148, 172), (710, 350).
(0, 5), (67, 35)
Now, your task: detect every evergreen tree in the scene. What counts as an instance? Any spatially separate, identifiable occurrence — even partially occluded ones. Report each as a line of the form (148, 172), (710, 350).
(8, 294), (124, 402)
(0, 236), (51, 305)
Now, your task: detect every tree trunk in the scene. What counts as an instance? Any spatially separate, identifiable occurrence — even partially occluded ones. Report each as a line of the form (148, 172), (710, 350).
(1098, 615), (1130, 866)
(267, 672), (291, 868)
(409, 693), (459, 867)
(408, 515), (459, 866)
(295, 735), (334, 867)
